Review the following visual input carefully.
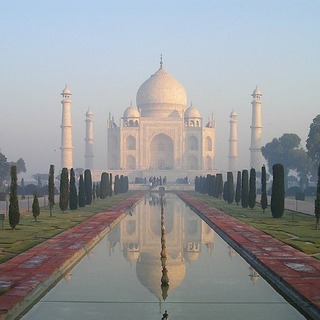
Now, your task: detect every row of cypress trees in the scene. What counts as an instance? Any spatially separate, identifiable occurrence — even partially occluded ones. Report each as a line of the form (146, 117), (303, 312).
(59, 169), (129, 212)
(195, 163), (285, 218)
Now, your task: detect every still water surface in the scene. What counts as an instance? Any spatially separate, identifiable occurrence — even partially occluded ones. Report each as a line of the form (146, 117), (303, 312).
(23, 193), (304, 319)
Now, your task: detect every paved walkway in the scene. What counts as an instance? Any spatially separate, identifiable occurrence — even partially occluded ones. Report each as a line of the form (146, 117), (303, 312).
(0, 193), (145, 320)
(176, 192), (320, 320)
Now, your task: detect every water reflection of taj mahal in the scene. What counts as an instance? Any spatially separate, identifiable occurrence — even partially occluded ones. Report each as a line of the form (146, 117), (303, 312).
(107, 193), (215, 300)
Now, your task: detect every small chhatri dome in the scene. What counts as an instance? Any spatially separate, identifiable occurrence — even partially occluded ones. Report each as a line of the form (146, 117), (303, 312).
(62, 85), (71, 96)
(230, 110), (237, 117)
(136, 63), (187, 118)
(86, 108), (93, 116)
(184, 105), (201, 118)
(252, 86), (262, 96)
(123, 105), (140, 118)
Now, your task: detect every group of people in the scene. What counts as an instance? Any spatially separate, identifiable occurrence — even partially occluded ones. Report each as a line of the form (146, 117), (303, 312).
(146, 176), (167, 188)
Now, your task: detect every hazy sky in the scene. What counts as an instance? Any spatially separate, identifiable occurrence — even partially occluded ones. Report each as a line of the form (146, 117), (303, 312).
(1, 0), (319, 179)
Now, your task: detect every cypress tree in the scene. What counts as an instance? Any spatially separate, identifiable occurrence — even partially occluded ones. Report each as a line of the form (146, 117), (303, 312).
(195, 176), (200, 192)
(32, 193), (40, 222)
(100, 172), (108, 199)
(248, 168), (256, 209)
(206, 174), (212, 196)
(223, 181), (228, 202)
(120, 175), (125, 193)
(124, 176), (129, 193)
(69, 168), (78, 210)
(48, 164), (55, 217)
(84, 169), (92, 205)
(78, 174), (86, 207)
(235, 171), (241, 206)
(315, 162), (320, 229)
(271, 164), (285, 218)
(95, 182), (100, 199)
(92, 183), (96, 201)
(108, 173), (113, 197)
(227, 171), (234, 204)
(241, 169), (249, 208)
(59, 168), (69, 212)
(106, 173), (110, 197)
(215, 174), (223, 199)
(114, 175), (120, 194)
(21, 178), (26, 199)
(261, 165), (268, 214)
(9, 165), (20, 230)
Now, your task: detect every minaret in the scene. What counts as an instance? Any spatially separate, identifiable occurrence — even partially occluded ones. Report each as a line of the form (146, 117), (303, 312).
(84, 109), (94, 170)
(60, 86), (73, 169)
(250, 87), (263, 170)
(228, 110), (238, 172)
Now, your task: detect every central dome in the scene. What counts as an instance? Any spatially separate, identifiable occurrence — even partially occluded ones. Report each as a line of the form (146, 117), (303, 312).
(136, 66), (187, 117)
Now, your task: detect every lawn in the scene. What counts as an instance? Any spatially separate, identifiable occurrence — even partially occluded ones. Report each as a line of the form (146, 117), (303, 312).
(188, 192), (320, 259)
(0, 192), (137, 264)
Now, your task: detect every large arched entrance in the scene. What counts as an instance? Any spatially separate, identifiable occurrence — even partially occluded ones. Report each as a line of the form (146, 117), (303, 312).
(150, 134), (174, 169)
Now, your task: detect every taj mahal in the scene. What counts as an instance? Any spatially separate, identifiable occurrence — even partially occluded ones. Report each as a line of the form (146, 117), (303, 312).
(60, 58), (263, 182)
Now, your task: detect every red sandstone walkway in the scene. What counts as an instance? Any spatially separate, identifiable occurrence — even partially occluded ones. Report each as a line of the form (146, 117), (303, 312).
(0, 193), (145, 320)
(176, 191), (320, 320)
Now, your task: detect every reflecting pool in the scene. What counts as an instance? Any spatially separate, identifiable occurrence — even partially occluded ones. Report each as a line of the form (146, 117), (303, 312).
(22, 193), (304, 319)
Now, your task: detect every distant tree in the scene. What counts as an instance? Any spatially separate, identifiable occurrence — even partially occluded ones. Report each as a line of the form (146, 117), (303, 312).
(32, 193), (40, 222)
(59, 168), (69, 212)
(241, 169), (249, 208)
(78, 174), (85, 207)
(307, 115), (320, 171)
(226, 171), (234, 204)
(262, 133), (310, 190)
(15, 158), (26, 174)
(271, 164), (285, 218)
(315, 163), (320, 230)
(100, 172), (108, 199)
(261, 165), (268, 214)
(215, 174), (223, 199)
(95, 182), (100, 199)
(21, 178), (26, 199)
(48, 165), (55, 217)
(69, 168), (78, 210)
(248, 168), (256, 209)
(9, 165), (20, 229)
(84, 169), (92, 205)
(0, 154), (27, 187)
(235, 171), (241, 206)
(0, 153), (10, 186)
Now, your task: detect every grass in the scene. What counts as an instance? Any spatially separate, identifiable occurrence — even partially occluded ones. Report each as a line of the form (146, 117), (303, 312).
(188, 192), (320, 259)
(0, 192), (137, 264)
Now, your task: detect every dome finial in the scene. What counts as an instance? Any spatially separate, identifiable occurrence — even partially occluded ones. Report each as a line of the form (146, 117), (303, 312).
(160, 54), (163, 68)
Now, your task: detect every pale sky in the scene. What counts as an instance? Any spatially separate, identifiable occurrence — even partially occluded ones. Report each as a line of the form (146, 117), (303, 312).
(1, 0), (319, 179)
